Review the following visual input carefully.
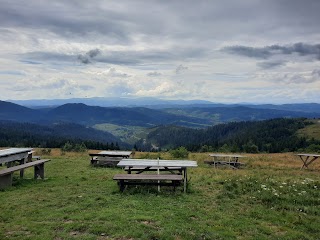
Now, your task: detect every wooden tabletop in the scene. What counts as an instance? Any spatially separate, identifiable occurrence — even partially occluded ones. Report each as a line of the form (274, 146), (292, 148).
(209, 154), (245, 158)
(0, 148), (33, 158)
(117, 159), (198, 168)
(296, 154), (320, 157)
(89, 151), (132, 157)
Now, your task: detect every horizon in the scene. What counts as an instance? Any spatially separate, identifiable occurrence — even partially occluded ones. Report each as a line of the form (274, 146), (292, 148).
(2, 96), (320, 107)
(0, 1), (320, 104)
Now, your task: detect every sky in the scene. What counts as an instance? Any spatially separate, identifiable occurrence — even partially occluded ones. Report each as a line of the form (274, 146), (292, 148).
(0, 0), (319, 104)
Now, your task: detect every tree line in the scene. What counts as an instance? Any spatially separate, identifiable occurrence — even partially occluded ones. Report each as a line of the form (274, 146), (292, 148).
(135, 118), (320, 153)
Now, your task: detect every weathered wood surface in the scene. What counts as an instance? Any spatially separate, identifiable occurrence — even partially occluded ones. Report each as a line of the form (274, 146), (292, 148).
(113, 174), (183, 192)
(0, 159), (50, 189)
(0, 148), (32, 165)
(113, 174), (183, 181)
(117, 159), (198, 168)
(209, 154), (245, 158)
(89, 151), (132, 157)
(90, 156), (123, 167)
(124, 166), (183, 174)
(0, 159), (50, 176)
(204, 160), (245, 168)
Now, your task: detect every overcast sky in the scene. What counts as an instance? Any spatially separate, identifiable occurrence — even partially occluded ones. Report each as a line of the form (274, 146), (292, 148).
(0, 0), (319, 103)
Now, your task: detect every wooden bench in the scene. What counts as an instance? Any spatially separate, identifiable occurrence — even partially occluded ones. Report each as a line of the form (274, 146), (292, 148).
(90, 157), (123, 167)
(0, 159), (50, 189)
(113, 174), (183, 192)
(204, 160), (245, 169)
(124, 166), (183, 174)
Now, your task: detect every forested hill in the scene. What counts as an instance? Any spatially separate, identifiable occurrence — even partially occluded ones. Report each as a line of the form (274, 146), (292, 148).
(0, 120), (127, 149)
(135, 118), (319, 153)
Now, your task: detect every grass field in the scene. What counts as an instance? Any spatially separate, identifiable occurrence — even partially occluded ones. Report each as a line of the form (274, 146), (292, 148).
(0, 150), (319, 240)
(297, 119), (320, 141)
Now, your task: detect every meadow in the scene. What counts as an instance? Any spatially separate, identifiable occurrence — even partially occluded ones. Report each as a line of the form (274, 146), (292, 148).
(0, 150), (319, 240)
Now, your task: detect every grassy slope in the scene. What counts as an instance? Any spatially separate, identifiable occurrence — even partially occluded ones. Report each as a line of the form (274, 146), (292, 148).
(297, 119), (320, 140)
(0, 150), (319, 240)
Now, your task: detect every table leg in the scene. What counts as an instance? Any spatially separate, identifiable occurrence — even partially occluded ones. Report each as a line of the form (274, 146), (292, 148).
(19, 158), (26, 178)
(299, 156), (318, 169)
(183, 168), (187, 193)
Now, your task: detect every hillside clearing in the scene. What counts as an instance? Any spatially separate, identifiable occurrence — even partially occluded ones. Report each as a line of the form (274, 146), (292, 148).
(0, 150), (319, 240)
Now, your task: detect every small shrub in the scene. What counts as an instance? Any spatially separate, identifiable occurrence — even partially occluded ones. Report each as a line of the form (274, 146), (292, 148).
(170, 146), (189, 159)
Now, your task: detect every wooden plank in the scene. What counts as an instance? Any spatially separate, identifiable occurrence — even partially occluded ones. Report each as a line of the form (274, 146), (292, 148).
(117, 159), (198, 168)
(0, 148), (33, 157)
(113, 174), (183, 181)
(0, 152), (29, 165)
(89, 151), (132, 157)
(209, 154), (245, 158)
(124, 166), (183, 171)
(296, 153), (320, 157)
(0, 159), (50, 176)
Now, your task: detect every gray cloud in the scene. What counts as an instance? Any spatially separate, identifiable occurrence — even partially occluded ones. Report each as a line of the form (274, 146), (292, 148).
(78, 49), (101, 64)
(223, 43), (320, 60)
(20, 47), (206, 66)
(257, 60), (287, 69)
(175, 64), (188, 74)
(147, 71), (162, 77)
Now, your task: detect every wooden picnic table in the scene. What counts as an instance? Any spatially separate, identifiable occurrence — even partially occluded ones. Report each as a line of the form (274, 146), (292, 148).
(296, 153), (320, 169)
(89, 150), (132, 166)
(0, 148), (50, 189)
(0, 148), (33, 177)
(205, 154), (245, 169)
(117, 159), (198, 192)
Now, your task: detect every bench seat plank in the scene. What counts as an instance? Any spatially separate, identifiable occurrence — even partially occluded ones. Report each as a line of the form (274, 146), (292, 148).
(113, 174), (183, 191)
(0, 159), (50, 176)
(113, 174), (183, 181)
(0, 159), (50, 189)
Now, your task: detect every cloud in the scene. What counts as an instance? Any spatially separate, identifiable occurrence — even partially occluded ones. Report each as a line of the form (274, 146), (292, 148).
(257, 60), (287, 69)
(147, 71), (162, 77)
(223, 43), (320, 60)
(175, 64), (188, 74)
(78, 48), (101, 64)
(0, 70), (26, 76)
(107, 67), (131, 78)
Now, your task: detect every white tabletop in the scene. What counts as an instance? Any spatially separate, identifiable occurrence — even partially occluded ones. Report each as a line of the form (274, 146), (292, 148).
(0, 148), (33, 157)
(209, 154), (245, 158)
(117, 159), (198, 168)
(296, 154), (320, 157)
(90, 151), (132, 156)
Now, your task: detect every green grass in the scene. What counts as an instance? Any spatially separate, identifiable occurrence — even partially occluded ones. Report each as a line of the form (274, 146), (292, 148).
(297, 120), (320, 141)
(0, 151), (320, 239)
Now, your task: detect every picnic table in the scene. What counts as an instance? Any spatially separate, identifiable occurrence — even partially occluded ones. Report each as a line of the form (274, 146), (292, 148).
(296, 153), (320, 169)
(0, 148), (33, 175)
(205, 154), (245, 169)
(116, 159), (198, 192)
(89, 150), (132, 167)
(0, 148), (50, 189)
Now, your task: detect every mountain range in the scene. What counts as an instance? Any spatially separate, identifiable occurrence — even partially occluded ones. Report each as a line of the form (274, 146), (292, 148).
(1, 99), (320, 147)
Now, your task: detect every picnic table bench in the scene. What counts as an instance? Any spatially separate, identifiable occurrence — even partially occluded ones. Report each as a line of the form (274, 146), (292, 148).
(113, 174), (183, 192)
(124, 166), (183, 174)
(116, 159), (198, 192)
(0, 159), (50, 189)
(204, 160), (245, 168)
(205, 154), (245, 169)
(89, 151), (132, 167)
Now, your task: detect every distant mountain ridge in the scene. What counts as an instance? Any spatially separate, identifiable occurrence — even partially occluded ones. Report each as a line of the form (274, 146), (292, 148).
(1, 100), (320, 128)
